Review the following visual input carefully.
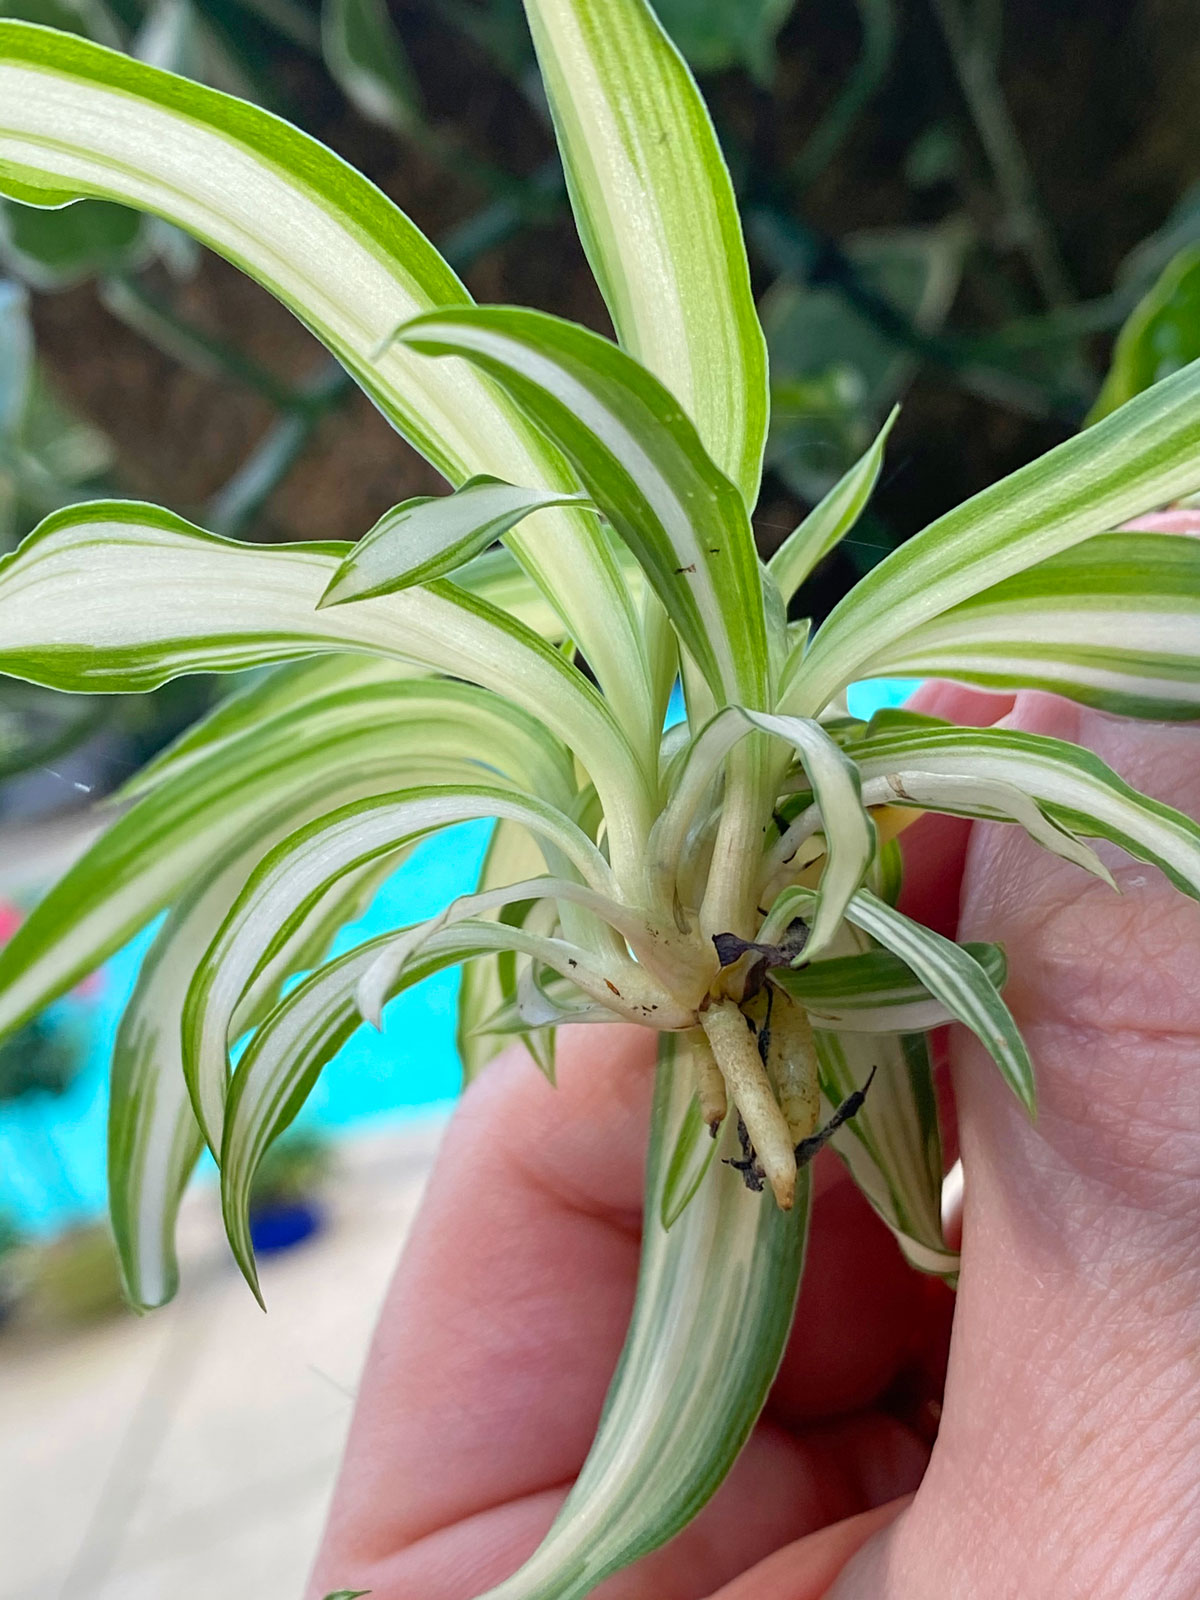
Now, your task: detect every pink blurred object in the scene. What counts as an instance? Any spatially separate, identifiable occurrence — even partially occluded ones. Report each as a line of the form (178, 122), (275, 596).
(0, 898), (101, 995)
(1119, 509), (1200, 535)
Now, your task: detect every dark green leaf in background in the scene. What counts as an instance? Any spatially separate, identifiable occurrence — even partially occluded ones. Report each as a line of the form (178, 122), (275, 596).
(1089, 245), (1200, 423)
(762, 223), (966, 504)
(0, 197), (145, 289)
(321, 0), (422, 133)
(0, 0), (120, 46)
(652, 0), (795, 81)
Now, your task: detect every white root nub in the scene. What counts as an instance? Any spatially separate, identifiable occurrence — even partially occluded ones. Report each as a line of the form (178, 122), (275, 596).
(701, 998), (797, 1209)
(769, 994), (821, 1143)
(692, 1032), (728, 1128)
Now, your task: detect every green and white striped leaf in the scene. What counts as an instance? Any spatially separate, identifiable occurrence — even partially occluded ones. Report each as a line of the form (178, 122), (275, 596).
(399, 305), (771, 709)
(776, 887), (1034, 1111)
(767, 406), (897, 603)
(878, 772), (1110, 881)
(0, 677), (571, 1042)
(859, 531), (1200, 719)
(780, 940), (1006, 1033)
(319, 477), (594, 608)
(646, 706), (752, 903)
(220, 916), (659, 1296)
(0, 20), (655, 749)
(847, 892), (1032, 1112)
(811, 1027), (954, 1278)
(769, 766), (1113, 890)
(473, 976), (618, 1039)
(873, 834), (904, 906)
(516, 954), (607, 1033)
(0, 501), (597, 727)
(0, 501), (653, 873)
(122, 656), (410, 797)
(790, 357), (1200, 711)
(108, 887), (215, 1312)
(229, 852), (401, 1039)
(183, 784), (619, 1149)
(741, 710), (876, 958)
(128, 534), (594, 791)
(658, 1095), (717, 1229)
(474, 1030), (809, 1600)
(769, 884), (1033, 1109)
(128, 523), (597, 789)
(658, 1032), (720, 1229)
(108, 827), (343, 1313)
(449, 542), (620, 640)
(456, 819), (549, 1083)
(849, 721), (1200, 904)
(459, 884), (624, 1087)
(522, 0), (768, 507)
(354, 870), (663, 1029)
(220, 928), (494, 1299)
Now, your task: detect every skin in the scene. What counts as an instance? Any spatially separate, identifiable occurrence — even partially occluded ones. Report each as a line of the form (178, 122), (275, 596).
(308, 689), (1200, 1600)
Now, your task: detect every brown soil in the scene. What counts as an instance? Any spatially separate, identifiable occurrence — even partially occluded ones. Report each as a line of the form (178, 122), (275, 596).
(25, 0), (1200, 556)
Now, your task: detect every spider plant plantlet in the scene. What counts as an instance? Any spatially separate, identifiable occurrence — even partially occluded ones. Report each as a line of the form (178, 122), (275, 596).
(2, 3), (1200, 1595)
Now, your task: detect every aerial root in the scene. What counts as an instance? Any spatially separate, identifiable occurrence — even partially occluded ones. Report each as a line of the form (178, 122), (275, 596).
(692, 1032), (729, 1130)
(768, 994), (821, 1144)
(700, 998), (797, 1210)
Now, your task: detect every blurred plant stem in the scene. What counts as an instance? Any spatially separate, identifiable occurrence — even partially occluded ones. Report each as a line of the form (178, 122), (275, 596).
(205, 358), (353, 536)
(929, 0), (1074, 307)
(101, 272), (305, 411)
(789, 0), (897, 189)
(748, 203), (1084, 422)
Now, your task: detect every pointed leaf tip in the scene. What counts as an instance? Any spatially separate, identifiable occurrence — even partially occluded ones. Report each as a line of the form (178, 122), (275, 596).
(521, 0), (768, 506)
(319, 478), (596, 609)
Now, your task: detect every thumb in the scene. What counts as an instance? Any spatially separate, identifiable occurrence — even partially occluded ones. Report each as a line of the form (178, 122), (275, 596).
(838, 693), (1200, 1599)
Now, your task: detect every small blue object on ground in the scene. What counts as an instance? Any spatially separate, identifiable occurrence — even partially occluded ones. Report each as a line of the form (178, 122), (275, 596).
(247, 1201), (325, 1256)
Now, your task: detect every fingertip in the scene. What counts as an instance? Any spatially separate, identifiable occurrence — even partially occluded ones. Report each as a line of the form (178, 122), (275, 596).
(905, 680), (1015, 726)
(897, 811), (972, 938)
(892, 682), (1014, 939)
(705, 1495), (913, 1600)
(451, 1022), (658, 1225)
(772, 1168), (945, 1425)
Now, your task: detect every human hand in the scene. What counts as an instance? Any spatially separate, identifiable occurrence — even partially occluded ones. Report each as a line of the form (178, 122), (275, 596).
(308, 689), (1200, 1600)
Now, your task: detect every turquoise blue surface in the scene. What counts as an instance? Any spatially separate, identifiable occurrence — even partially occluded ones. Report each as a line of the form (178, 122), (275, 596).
(845, 678), (919, 720)
(0, 678), (918, 1232)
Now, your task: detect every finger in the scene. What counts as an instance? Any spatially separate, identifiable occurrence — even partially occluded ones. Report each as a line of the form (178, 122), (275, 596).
(769, 1170), (952, 1426)
(310, 1024), (937, 1596)
(353, 1417), (925, 1600)
(313, 1022), (655, 1572)
(905, 681), (1014, 726)
(705, 1497), (912, 1600)
(835, 694), (1200, 1599)
(897, 681), (1015, 937)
